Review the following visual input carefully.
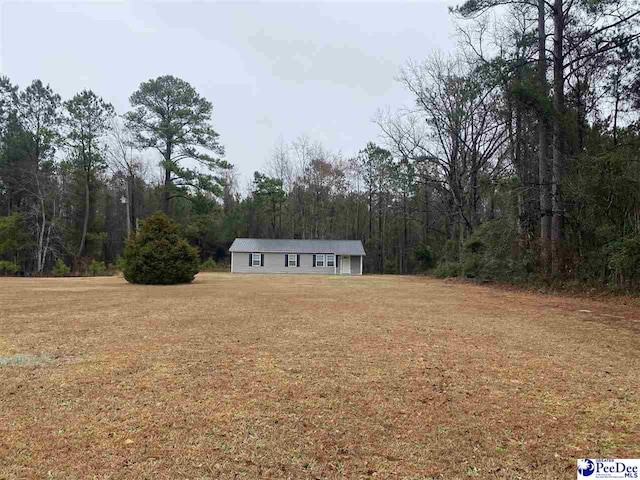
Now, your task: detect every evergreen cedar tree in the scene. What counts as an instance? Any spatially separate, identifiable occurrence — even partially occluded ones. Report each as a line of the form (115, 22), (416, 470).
(123, 212), (199, 285)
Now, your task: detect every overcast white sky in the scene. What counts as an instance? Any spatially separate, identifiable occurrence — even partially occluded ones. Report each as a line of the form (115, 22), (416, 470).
(1, 1), (458, 182)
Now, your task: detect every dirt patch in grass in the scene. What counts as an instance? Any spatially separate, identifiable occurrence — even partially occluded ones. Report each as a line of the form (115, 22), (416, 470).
(1, 273), (639, 479)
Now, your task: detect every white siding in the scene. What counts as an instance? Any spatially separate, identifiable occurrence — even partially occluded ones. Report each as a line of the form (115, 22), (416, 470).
(231, 252), (336, 274)
(230, 252), (363, 275)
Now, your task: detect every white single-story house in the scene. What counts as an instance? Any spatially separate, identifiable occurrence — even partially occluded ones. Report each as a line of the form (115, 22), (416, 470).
(229, 238), (365, 275)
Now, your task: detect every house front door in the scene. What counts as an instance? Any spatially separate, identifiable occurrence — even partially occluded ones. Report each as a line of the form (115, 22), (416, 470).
(341, 255), (351, 274)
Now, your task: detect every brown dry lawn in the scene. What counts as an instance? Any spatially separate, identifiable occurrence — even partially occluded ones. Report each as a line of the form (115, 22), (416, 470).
(1, 273), (639, 479)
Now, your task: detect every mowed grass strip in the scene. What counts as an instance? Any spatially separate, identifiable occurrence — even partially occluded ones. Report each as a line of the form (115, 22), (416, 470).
(1, 273), (639, 479)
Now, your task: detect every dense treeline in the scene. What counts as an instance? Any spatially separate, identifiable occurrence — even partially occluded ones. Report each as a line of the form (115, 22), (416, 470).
(1, 1), (639, 288)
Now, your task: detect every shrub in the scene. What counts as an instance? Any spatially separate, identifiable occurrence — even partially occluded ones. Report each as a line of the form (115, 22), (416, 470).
(114, 255), (126, 272)
(72, 256), (91, 275)
(199, 257), (217, 271)
(87, 259), (107, 276)
(443, 239), (459, 262)
(0, 214), (22, 257)
(462, 252), (483, 278)
(414, 244), (435, 270)
(52, 258), (70, 277)
(433, 262), (461, 278)
(460, 219), (534, 282)
(86, 232), (108, 260)
(608, 234), (640, 288)
(384, 257), (398, 274)
(122, 212), (199, 285)
(0, 260), (18, 275)
(464, 238), (485, 254)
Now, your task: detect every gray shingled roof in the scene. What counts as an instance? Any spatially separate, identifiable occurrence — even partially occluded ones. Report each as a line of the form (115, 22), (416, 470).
(229, 238), (366, 256)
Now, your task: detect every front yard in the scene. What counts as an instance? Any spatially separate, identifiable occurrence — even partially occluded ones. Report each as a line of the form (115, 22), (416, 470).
(1, 273), (639, 478)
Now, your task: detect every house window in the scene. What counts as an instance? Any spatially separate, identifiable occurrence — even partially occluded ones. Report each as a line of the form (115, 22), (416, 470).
(252, 253), (261, 267)
(316, 254), (325, 267)
(327, 254), (335, 267)
(288, 253), (297, 267)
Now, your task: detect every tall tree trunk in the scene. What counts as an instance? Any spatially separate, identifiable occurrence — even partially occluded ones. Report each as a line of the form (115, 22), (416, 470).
(403, 195), (408, 273)
(161, 142), (172, 214)
(513, 97), (530, 237)
(161, 167), (170, 214)
(458, 208), (465, 260)
(33, 168), (49, 273)
(551, 0), (565, 276)
(507, 93), (522, 234)
(37, 196), (47, 273)
(43, 201), (54, 271)
(613, 69), (620, 146)
(378, 188), (384, 272)
(78, 171), (90, 257)
(290, 200), (296, 239)
(538, 0), (552, 275)
(355, 196), (360, 241)
(470, 164), (480, 229)
(368, 186), (373, 242)
(272, 201), (277, 237)
(423, 175), (430, 243)
(125, 177), (132, 238)
(129, 174), (136, 233)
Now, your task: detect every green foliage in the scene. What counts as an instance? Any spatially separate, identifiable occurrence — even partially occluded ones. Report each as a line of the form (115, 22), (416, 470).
(462, 252), (483, 278)
(0, 213), (22, 256)
(64, 90), (114, 171)
(0, 260), (18, 275)
(461, 235), (486, 278)
(64, 91), (114, 257)
(443, 240), (459, 263)
(608, 234), (640, 288)
(253, 172), (286, 203)
(359, 142), (394, 196)
(183, 212), (223, 260)
(565, 131), (640, 285)
(3, 55), (640, 289)
(86, 232), (109, 259)
(384, 257), (398, 274)
(122, 212), (199, 285)
(460, 219), (535, 282)
(87, 259), (106, 276)
(0, 76), (18, 119)
(199, 257), (217, 271)
(414, 244), (435, 270)
(253, 172), (287, 221)
(15, 80), (62, 162)
(114, 255), (126, 272)
(509, 72), (553, 121)
(126, 75), (230, 202)
(52, 258), (70, 277)
(465, 238), (485, 254)
(433, 262), (461, 278)
(252, 172), (286, 235)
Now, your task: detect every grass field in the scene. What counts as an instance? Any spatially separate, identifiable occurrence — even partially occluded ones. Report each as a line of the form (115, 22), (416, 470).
(1, 273), (639, 479)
